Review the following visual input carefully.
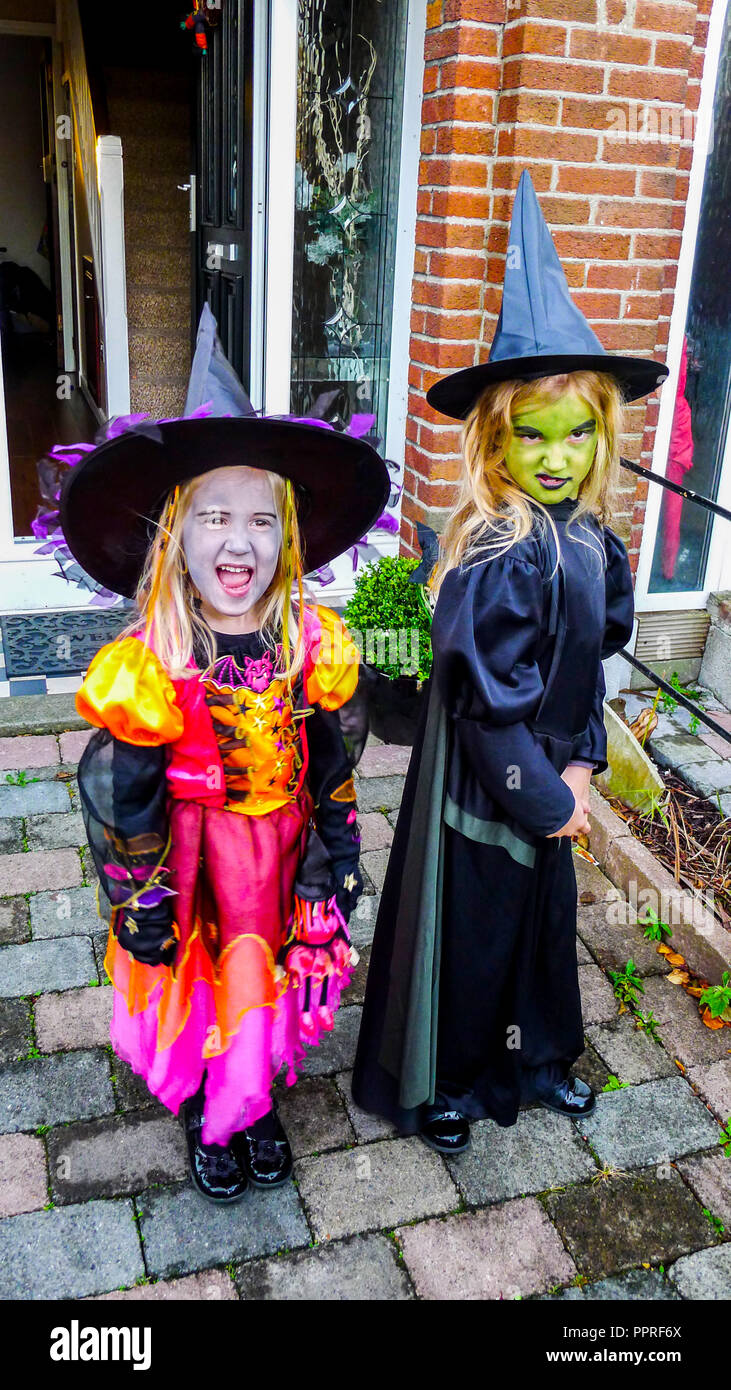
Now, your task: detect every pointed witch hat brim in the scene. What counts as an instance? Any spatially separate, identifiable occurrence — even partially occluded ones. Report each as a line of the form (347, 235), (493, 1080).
(427, 171), (669, 420)
(59, 415), (390, 600)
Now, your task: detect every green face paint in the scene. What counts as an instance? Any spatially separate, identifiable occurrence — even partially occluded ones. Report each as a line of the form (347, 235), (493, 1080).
(504, 390), (598, 504)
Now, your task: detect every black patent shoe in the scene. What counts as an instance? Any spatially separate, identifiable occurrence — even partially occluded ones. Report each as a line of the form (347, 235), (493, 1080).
(235, 1108), (293, 1190)
(538, 1075), (596, 1118)
(184, 1096), (249, 1204)
(419, 1103), (471, 1155)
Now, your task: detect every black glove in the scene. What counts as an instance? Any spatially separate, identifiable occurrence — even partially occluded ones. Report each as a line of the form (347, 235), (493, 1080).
(332, 861), (364, 925)
(115, 899), (177, 966)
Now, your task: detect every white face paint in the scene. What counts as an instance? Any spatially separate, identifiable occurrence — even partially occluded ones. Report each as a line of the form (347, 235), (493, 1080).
(181, 466), (282, 634)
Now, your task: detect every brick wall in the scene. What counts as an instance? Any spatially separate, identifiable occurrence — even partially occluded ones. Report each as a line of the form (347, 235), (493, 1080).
(403, 0), (714, 577)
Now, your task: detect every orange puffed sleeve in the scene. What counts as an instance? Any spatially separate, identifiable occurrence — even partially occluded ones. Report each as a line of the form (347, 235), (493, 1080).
(305, 605), (360, 711)
(76, 636), (184, 746)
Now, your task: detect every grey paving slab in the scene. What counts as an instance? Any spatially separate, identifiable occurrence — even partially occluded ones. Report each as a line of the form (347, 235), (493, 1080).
(295, 1137), (458, 1241)
(0, 735), (60, 771)
(446, 1108), (596, 1205)
(343, 943), (370, 1005)
(357, 745), (411, 778)
(0, 1050), (114, 1132)
(0, 1132), (48, 1217)
(577, 901), (670, 976)
(35, 986), (113, 1052)
(48, 1112), (188, 1203)
(138, 1180), (310, 1279)
(545, 1170), (711, 1281)
(358, 813), (393, 851)
(667, 1243), (731, 1299)
(335, 1071), (397, 1142)
(0, 936), (96, 998)
(360, 849), (390, 894)
(0, 997), (32, 1064)
(274, 1076), (354, 1158)
(578, 962), (619, 1025)
(540, 1268), (681, 1301)
(688, 1059), (731, 1121)
(90, 1270), (238, 1300)
(25, 811), (86, 851)
(398, 1198), (576, 1301)
(353, 774), (406, 813)
(676, 759), (731, 798)
(0, 847), (82, 897)
(30, 885), (101, 938)
(237, 1231), (413, 1301)
(300, 1004), (362, 1078)
(652, 734), (719, 767)
(0, 818), (22, 854)
(0, 694), (87, 737)
(0, 781), (70, 817)
(640, 974), (731, 1067)
(110, 1058), (169, 1118)
(348, 892), (380, 949)
(0, 1198), (143, 1299)
(579, 1076), (721, 1168)
(0, 897), (29, 945)
(573, 1041), (612, 1094)
(576, 935), (592, 964)
(587, 1014), (677, 1084)
(677, 1152), (731, 1229)
(573, 852), (619, 903)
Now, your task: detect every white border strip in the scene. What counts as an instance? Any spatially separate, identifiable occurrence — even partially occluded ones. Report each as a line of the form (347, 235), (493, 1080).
(263, 0), (297, 414)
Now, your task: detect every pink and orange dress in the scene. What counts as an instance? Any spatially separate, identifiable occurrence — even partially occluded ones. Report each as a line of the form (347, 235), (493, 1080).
(75, 604), (364, 1146)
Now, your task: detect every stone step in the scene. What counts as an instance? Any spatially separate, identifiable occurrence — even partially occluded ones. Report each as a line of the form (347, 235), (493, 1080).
(124, 202), (190, 246)
(126, 243), (190, 292)
(118, 130), (192, 174)
(129, 332), (191, 379)
(127, 289), (190, 333)
(105, 66), (192, 105)
(123, 169), (194, 211)
(128, 380), (189, 417)
(107, 96), (191, 140)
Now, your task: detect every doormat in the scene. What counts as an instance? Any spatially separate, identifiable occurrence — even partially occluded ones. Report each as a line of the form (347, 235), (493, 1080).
(0, 609), (133, 677)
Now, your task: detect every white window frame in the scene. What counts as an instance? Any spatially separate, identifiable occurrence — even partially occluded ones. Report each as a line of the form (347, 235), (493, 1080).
(633, 0), (731, 614)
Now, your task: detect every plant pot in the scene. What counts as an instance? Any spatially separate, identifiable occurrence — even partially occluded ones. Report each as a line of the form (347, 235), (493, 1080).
(362, 665), (426, 746)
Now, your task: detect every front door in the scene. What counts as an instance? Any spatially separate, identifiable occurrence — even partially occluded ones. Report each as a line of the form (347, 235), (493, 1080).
(194, 0), (254, 394)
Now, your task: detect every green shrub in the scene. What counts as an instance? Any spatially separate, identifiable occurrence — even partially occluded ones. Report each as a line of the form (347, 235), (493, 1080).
(343, 555), (433, 681)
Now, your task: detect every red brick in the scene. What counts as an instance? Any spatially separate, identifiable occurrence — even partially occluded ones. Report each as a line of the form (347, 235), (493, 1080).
(431, 188), (491, 219)
(424, 309), (483, 340)
(440, 57), (501, 90)
(635, 1), (697, 35)
(597, 199), (674, 229)
(608, 68), (689, 103)
(429, 249), (487, 279)
(422, 91), (496, 125)
(606, 0), (629, 20)
(416, 218), (485, 250)
(603, 136), (679, 168)
(410, 338), (475, 370)
(417, 424), (463, 458)
(413, 279), (483, 311)
(420, 127), (437, 154)
(492, 159), (552, 191)
(552, 229), (632, 260)
(502, 20), (567, 57)
(632, 231), (682, 259)
(569, 31), (653, 65)
(638, 169), (680, 199)
(587, 262), (664, 291)
(654, 36), (694, 68)
(443, 0), (505, 20)
(502, 57), (605, 94)
(624, 294), (661, 319)
(420, 156), (488, 189)
(599, 322), (659, 350)
(557, 165), (636, 197)
(522, 0), (597, 17)
(537, 195), (592, 225)
(416, 477), (460, 508)
(497, 127), (599, 162)
(423, 64), (439, 95)
(436, 126), (494, 156)
(497, 92), (560, 125)
(571, 290), (623, 318)
(427, 0), (442, 25)
(562, 96), (636, 129)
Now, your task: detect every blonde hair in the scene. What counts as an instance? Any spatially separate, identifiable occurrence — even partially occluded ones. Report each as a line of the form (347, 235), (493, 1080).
(120, 468), (307, 683)
(430, 370), (624, 598)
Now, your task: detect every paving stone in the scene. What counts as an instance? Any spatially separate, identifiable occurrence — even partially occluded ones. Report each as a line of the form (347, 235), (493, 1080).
(348, 892), (380, 949)
(0, 848), (81, 897)
(9, 762), (78, 786)
(577, 901), (670, 976)
(0, 936), (95, 998)
(578, 963), (619, 1025)
(30, 885), (101, 938)
(59, 730), (92, 763)
(35, 986), (113, 1052)
(300, 1005), (362, 1077)
(667, 1243), (731, 1299)
(93, 926), (112, 980)
(336, 1071), (397, 1142)
(0, 1050), (114, 1132)
(688, 1059), (731, 1120)
(0, 898), (29, 945)
(358, 812), (393, 851)
(343, 943), (370, 1006)
(640, 974), (731, 1068)
(48, 1112), (188, 1203)
(677, 1152), (731, 1230)
(0, 781), (70, 818)
(398, 1198), (576, 1300)
(587, 1014), (677, 1084)
(445, 1108), (596, 1205)
(357, 745), (412, 778)
(237, 1231), (412, 1300)
(353, 774), (406, 814)
(545, 1169), (711, 1281)
(573, 852), (619, 904)
(676, 759), (731, 798)
(0, 818), (22, 854)
(0, 1198), (143, 1298)
(387, 808), (399, 830)
(25, 811), (86, 851)
(138, 1180), (310, 1279)
(0, 694), (87, 738)
(274, 1076), (355, 1158)
(0, 998), (32, 1064)
(0, 736), (60, 771)
(0, 1133), (48, 1216)
(111, 1058), (169, 1118)
(573, 1041), (612, 1093)
(579, 1077), (721, 1167)
(576, 935), (592, 964)
(540, 1268), (681, 1301)
(653, 734), (718, 767)
(360, 849), (390, 894)
(89, 1269), (238, 1300)
(295, 1137), (458, 1241)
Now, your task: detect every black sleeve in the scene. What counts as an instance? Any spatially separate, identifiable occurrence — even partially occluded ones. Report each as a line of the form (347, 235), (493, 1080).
(569, 528), (635, 772)
(304, 700), (364, 923)
(77, 730), (177, 966)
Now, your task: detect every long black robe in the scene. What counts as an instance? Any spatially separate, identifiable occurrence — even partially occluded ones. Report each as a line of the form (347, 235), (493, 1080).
(351, 499), (635, 1131)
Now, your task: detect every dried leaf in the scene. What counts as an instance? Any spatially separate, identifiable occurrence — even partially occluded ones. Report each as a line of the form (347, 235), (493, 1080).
(666, 969), (690, 985)
(576, 833), (590, 850)
(666, 952), (686, 967)
(686, 986), (704, 999)
(674, 1059), (686, 1073)
(579, 891), (596, 905)
(657, 944), (672, 956)
(701, 1007), (725, 1031)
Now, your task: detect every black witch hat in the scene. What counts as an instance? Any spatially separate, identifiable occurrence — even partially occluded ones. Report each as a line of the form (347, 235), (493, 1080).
(427, 171), (669, 420)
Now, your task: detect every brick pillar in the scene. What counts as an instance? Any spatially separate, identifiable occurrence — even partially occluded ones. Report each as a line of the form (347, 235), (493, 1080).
(403, 0), (711, 574)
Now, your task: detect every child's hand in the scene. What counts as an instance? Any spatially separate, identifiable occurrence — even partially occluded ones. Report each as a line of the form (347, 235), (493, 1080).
(560, 763), (593, 813)
(546, 788), (591, 839)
